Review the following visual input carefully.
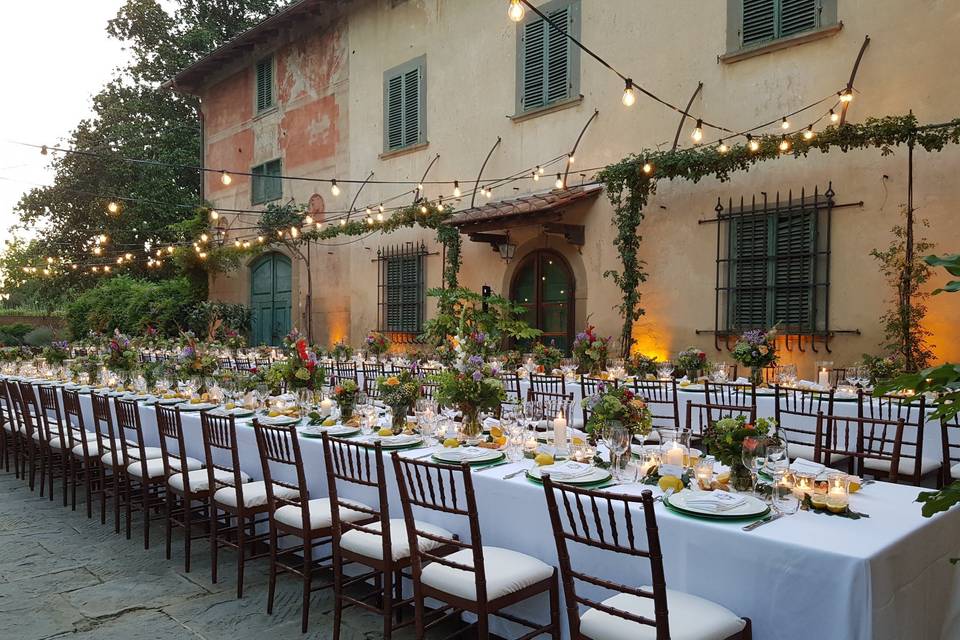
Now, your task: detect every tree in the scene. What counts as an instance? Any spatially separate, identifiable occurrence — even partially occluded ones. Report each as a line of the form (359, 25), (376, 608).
(2, 0), (282, 305)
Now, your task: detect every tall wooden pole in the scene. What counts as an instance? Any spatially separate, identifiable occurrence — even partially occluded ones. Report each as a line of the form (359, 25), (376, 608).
(902, 135), (916, 371)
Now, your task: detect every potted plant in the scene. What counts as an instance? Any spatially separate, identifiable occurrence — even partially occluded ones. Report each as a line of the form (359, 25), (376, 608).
(702, 415), (774, 491)
(434, 355), (505, 445)
(572, 324), (611, 375)
(377, 369), (421, 433)
(731, 328), (778, 386)
(676, 346), (707, 380)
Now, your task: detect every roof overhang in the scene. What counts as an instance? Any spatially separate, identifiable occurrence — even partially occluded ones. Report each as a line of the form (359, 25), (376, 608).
(445, 185), (601, 239)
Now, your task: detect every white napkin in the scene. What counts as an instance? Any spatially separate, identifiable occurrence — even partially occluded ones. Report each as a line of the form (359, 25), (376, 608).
(360, 433), (418, 445)
(734, 376), (749, 384)
(797, 380), (825, 391)
(441, 447), (488, 461)
(790, 458), (825, 475)
(482, 416), (500, 430)
(539, 461), (595, 481)
(684, 491), (747, 512)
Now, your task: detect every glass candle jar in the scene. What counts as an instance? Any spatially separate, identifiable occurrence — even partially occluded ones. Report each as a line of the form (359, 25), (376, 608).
(694, 456), (715, 490)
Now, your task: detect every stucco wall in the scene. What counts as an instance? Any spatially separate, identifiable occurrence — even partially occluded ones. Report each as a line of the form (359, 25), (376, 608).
(201, 0), (960, 379)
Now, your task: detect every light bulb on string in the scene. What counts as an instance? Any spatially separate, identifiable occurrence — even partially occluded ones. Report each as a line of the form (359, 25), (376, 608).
(304, 215), (314, 225)
(93, 247), (102, 256)
(437, 197), (444, 210)
(210, 210), (219, 221)
(555, 174), (564, 189)
(417, 182), (424, 191)
(691, 119), (703, 143)
(46, 256), (54, 264)
(839, 89), (853, 103)
(107, 201), (120, 214)
(198, 252), (207, 260)
(532, 171), (540, 182)
(92, 266), (99, 273)
(220, 171), (232, 185)
(778, 136), (791, 152)
(718, 140), (729, 154)
(781, 117), (790, 130)
(378, 204), (385, 213)
(200, 233), (209, 243)
(567, 155), (575, 165)
(116, 257), (123, 265)
(376, 212), (384, 222)
(747, 134), (759, 152)
(453, 181), (461, 198)
(538, 165), (544, 175)
(104, 265), (111, 272)
(621, 79), (636, 107)
(124, 253), (132, 260)
(71, 264), (77, 270)
(829, 109), (839, 123)
(234, 240), (242, 248)
(803, 126), (815, 140)
(507, 0), (525, 22)
(366, 215), (374, 225)
(330, 179), (340, 197)
(420, 203), (428, 214)
(641, 161), (653, 175)
(98, 234), (108, 244)
(340, 219), (346, 226)
(167, 246), (174, 254)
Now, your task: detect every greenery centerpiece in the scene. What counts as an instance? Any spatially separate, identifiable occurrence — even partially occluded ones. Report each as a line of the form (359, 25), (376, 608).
(626, 351), (658, 378)
(106, 331), (139, 385)
(42, 340), (70, 369)
(365, 331), (391, 361)
(270, 333), (324, 391)
(330, 339), (353, 362)
(176, 333), (218, 393)
(572, 325), (611, 375)
(582, 384), (653, 447)
(333, 379), (359, 422)
(533, 342), (564, 373)
(221, 328), (247, 353)
(676, 346), (707, 380)
(434, 355), (505, 444)
(860, 353), (904, 387)
(702, 415), (773, 491)
(731, 328), (778, 386)
(377, 369), (421, 433)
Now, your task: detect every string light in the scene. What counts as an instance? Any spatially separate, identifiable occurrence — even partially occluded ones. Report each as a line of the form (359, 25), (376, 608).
(104, 265), (111, 272)
(340, 219), (346, 226)
(567, 155), (575, 165)
(197, 252), (207, 260)
(366, 215), (374, 225)
(622, 79), (636, 107)
(718, 140), (729, 154)
(453, 181), (461, 198)
(781, 117), (790, 130)
(378, 204), (385, 213)
(538, 166), (544, 175)
(167, 246), (174, 254)
(93, 246), (102, 256)
(507, 0), (525, 22)
(234, 239), (242, 248)
(417, 182), (424, 191)
(691, 119), (703, 143)
(124, 253), (132, 260)
(839, 89), (853, 103)
(376, 212), (384, 222)
(420, 203), (428, 214)
(778, 136), (790, 152)
(532, 171), (540, 182)
(46, 256), (54, 264)
(747, 134), (759, 152)
(803, 126), (815, 140)
(200, 233), (209, 243)
(98, 234), (107, 244)
(829, 109), (839, 123)
(555, 174), (564, 189)
(304, 215), (314, 225)
(330, 179), (340, 197)
(257, 235), (265, 243)
(71, 264), (77, 270)
(220, 171), (232, 185)
(210, 210), (219, 221)
(107, 201), (120, 214)
(91, 266), (99, 273)
(641, 161), (653, 175)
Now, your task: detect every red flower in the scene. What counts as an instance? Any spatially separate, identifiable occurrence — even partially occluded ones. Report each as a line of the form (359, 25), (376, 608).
(296, 338), (308, 361)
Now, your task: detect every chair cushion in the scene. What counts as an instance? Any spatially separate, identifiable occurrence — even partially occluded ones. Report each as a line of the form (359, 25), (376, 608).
(213, 480), (299, 509)
(100, 446), (163, 467)
(274, 498), (371, 531)
(863, 455), (941, 478)
(419, 546), (553, 602)
(2, 421), (23, 434)
(169, 468), (251, 493)
(127, 456), (202, 479)
(951, 461), (960, 480)
(339, 518), (453, 561)
(50, 431), (98, 450)
(579, 590), (747, 640)
(788, 443), (849, 465)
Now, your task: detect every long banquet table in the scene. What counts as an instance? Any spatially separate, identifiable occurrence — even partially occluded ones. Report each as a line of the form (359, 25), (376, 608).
(48, 385), (960, 640)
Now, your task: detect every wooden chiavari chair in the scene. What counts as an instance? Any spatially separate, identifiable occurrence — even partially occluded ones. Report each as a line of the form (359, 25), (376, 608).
(773, 385), (837, 462)
(336, 361), (359, 385)
(218, 356), (235, 371)
(704, 380), (757, 412)
(253, 422), (373, 632)
(201, 411), (270, 598)
(858, 391), (935, 485)
(91, 392), (124, 530)
(419, 378), (439, 402)
(814, 412), (906, 481)
(323, 434), (453, 639)
(0, 378), (19, 475)
(542, 477), (751, 639)
(940, 414), (960, 488)
(530, 372), (566, 395)
(37, 385), (73, 505)
(416, 365), (442, 380)
(632, 379), (681, 436)
(62, 388), (101, 517)
(16, 381), (43, 492)
(362, 362), (385, 384)
(497, 371), (523, 404)
(363, 376), (381, 399)
(580, 375), (618, 427)
(391, 454), (560, 639)
(526, 389), (575, 432)
(234, 357), (253, 372)
(255, 356), (273, 370)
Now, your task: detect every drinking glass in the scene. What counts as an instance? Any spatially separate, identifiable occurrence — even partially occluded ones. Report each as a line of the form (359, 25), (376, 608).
(656, 360), (675, 380)
(772, 481), (800, 514)
(255, 384), (269, 410)
(741, 437), (767, 496)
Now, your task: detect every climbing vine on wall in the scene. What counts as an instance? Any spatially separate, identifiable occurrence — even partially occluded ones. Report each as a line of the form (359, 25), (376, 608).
(596, 114), (960, 357)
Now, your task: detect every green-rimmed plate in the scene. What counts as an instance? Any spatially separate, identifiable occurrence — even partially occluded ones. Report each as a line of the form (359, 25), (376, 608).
(662, 490), (770, 521)
(526, 464), (612, 487)
(353, 434), (423, 449)
(299, 424), (359, 438)
(178, 402), (219, 412)
(431, 449), (505, 466)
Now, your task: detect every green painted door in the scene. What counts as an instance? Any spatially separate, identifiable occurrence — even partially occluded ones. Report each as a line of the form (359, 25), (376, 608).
(250, 253), (292, 346)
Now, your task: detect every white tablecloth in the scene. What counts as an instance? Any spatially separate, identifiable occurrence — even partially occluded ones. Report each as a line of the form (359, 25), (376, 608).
(42, 384), (957, 640)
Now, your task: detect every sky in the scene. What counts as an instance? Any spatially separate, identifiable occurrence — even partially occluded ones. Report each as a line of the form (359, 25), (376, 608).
(0, 1), (130, 246)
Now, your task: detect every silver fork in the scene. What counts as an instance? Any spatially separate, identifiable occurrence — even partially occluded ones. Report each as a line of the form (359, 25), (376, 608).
(502, 465), (533, 480)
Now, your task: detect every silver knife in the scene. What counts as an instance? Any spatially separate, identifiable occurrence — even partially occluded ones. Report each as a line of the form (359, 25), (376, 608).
(502, 465), (532, 480)
(742, 513), (783, 531)
(475, 461), (511, 472)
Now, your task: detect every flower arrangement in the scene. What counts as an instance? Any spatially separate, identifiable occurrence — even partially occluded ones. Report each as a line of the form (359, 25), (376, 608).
(42, 341), (71, 367)
(434, 355), (505, 441)
(572, 324), (611, 374)
(333, 379), (359, 420)
(176, 333), (218, 386)
(221, 328), (247, 351)
(732, 328), (778, 385)
(676, 347), (707, 378)
(450, 330), (493, 360)
(860, 353), (903, 386)
(533, 342), (564, 372)
(140, 361), (165, 391)
(106, 331), (139, 381)
(272, 336), (324, 391)
(377, 369), (421, 432)
(626, 351), (658, 378)
(365, 331), (391, 360)
(583, 384), (653, 442)
(330, 339), (354, 362)
(433, 343), (456, 367)
(502, 350), (523, 369)
(702, 415), (775, 490)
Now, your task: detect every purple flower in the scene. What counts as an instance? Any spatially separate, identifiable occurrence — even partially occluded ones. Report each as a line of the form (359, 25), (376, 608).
(472, 370), (484, 382)
(468, 355), (484, 367)
(181, 346), (195, 359)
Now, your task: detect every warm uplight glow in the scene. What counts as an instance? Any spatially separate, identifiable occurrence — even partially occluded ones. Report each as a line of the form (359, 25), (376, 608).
(508, 0), (525, 22)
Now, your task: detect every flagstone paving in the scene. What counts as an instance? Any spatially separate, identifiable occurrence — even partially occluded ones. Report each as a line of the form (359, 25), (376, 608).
(0, 471), (477, 639)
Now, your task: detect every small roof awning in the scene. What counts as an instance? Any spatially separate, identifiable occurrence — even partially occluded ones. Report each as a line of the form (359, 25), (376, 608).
(445, 185), (601, 236)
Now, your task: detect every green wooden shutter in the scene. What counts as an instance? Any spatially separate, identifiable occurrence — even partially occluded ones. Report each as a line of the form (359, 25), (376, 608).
(384, 58), (424, 152)
(403, 67), (421, 147)
(772, 210), (815, 329)
(545, 6), (571, 104)
(251, 164), (264, 205)
(780, 0), (818, 37)
(730, 214), (769, 329)
(263, 159), (282, 202)
(742, 0), (776, 46)
(385, 75), (404, 151)
(521, 18), (546, 110)
(256, 56), (273, 112)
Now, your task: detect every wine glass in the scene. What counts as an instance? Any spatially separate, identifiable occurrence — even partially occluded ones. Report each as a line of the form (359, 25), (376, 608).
(656, 360), (675, 380)
(741, 437), (767, 496)
(608, 424), (632, 480)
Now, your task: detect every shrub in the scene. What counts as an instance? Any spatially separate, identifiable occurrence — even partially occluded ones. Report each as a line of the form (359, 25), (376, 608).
(23, 326), (54, 347)
(186, 301), (251, 339)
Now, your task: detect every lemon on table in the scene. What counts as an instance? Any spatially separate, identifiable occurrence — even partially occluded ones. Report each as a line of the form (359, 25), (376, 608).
(658, 476), (684, 493)
(534, 453), (555, 466)
(571, 436), (585, 446)
(322, 418), (336, 427)
(489, 426), (503, 439)
(268, 410), (281, 417)
(225, 402), (236, 410)
(716, 471), (731, 486)
(442, 438), (460, 448)
(493, 435), (507, 447)
(201, 393), (210, 401)
(848, 479), (861, 493)
(189, 398), (202, 405)
(377, 427), (394, 437)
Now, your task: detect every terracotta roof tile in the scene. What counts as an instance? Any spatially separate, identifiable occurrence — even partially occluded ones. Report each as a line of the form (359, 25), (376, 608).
(445, 185), (601, 227)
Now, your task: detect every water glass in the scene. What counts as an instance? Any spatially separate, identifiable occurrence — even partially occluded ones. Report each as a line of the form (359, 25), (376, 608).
(656, 361), (675, 380)
(741, 437), (767, 496)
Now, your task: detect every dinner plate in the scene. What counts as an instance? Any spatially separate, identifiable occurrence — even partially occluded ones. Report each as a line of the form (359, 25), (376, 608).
(178, 402), (220, 412)
(355, 434), (423, 449)
(664, 490), (770, 520)
(677, 383), (704, 391)
(431, 448), (504, 465)
(156, 397), (183, 405)
(525, 464), (611, 486)
(257, 414), (301, 425)
(299, 424), (359, 438)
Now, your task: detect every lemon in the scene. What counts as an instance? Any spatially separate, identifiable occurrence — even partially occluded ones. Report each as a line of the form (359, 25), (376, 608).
(534, 453), (555, 466)
(658, 476), (684, 493)
(268, 410), (280, 418)
(716, 471), (731, 486)
(201, 393), (210, 401)
(322, 418), (336, 427)
(848, 479), (861, 493)
(225, 402), (236, 410)
(189, 398), (202, 405)
(571, 436), (585, 446)
(493, 435), (507, 447)
(489, 426), (503, 439)
(443, 438), (460, 448)
(378, 427), (394, 437)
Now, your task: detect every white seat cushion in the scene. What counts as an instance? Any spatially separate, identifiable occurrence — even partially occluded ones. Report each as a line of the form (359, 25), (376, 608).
(788, 443), (849, 465)
(50, 431), (98, 450)
(419, 546), (552, 602)
(951, 461), (960, 480)
(127, 456), (202, 479)
(863, 455), (941, 478)
(213, 480), (299, 509)
(3, 421), (23, 434)
(579, 590), (746, 640)
(339, 518), (453, 561)
(100, 446), (163, 467)
(274, 498), (371, 531)
(169, 468), (252, 493)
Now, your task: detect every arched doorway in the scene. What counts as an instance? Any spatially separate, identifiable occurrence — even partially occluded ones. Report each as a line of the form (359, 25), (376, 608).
(510, 249), (575, 352)
(250, 252), (292, 346)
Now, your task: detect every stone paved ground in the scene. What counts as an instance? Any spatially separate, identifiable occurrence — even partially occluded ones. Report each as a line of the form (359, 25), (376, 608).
(0, 470), (476, 640)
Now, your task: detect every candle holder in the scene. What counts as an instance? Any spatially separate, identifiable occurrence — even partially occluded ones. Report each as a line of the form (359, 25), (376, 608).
(694, 455), (715, 490)
(552, 408), (570, 458)
(793, 470), (817, 500)
(816, 360), (834, 389)
(826, 471), (850, 513)
(659, 429), (688, 469)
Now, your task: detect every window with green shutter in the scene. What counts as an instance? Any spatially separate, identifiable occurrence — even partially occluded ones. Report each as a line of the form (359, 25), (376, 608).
(251, 159), (282, 205)
(383, 56), (426, 153)
(730, 0), (836, 51)
(720, 187), (833, 334)
(516, 0), (580, 115)
(255, 55), (274, 113)
(378, 243), (426, 335)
